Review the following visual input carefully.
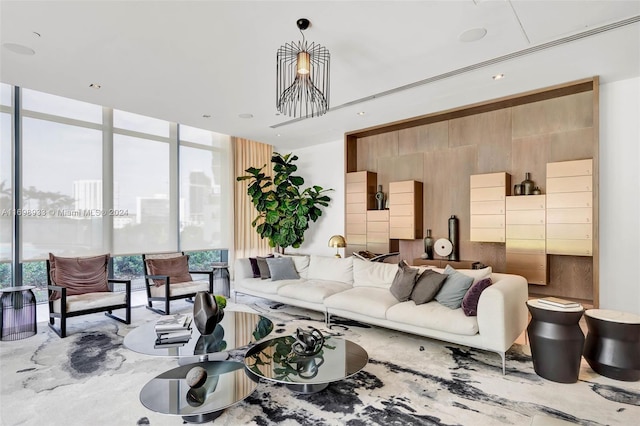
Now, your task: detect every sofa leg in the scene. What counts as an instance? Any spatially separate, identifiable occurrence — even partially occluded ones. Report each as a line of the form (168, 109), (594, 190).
(500, 352), (506, 375)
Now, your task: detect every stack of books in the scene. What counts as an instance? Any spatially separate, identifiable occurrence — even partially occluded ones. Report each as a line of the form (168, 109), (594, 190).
(538, 297), (581, 309)
(154, 314), (193, 348)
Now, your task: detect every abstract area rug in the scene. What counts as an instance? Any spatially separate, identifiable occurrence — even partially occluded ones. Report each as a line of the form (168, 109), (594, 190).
(1, 295), (638, 426)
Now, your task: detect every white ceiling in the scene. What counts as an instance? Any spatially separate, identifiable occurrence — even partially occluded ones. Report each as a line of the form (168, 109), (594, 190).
(1, 1), (639, 149)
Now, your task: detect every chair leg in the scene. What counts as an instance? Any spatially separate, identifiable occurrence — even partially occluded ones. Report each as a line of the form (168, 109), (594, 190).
(165, 298), (170, 315)
(145, 305), (168, 315)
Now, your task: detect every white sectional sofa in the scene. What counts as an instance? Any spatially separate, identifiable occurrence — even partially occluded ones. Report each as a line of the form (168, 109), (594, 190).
(234, 254), (528, 374)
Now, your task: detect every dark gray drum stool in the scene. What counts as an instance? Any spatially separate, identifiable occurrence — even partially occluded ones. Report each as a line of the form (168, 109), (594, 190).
(526, 299), (585, 383)
(583, 309), (640, 381)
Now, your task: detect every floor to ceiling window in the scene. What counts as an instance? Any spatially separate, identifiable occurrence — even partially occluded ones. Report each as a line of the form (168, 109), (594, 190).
(0, 84), (230, 297)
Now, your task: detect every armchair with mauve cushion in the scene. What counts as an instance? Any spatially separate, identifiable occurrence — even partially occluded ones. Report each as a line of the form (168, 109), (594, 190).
(143, 252), (213, 315)
(47, 253), (131, 338)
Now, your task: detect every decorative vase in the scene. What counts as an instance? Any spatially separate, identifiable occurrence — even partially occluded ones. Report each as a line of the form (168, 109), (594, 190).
(423, 229), (434, 260)
(193, 292), (222, 335)
(532, 186), (542, 195)
(521, 172), (535, 195)
(375, 185), (384, 210)
(514, 184), (523, 196)
(292, 327), (324, 356)
(448, 215), (459, 261)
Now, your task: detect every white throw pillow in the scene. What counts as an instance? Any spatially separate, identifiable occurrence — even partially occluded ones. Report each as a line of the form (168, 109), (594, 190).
(452, 266), (492, 284)
(352, 258), (398, 289)
(307, 255), (353, 284)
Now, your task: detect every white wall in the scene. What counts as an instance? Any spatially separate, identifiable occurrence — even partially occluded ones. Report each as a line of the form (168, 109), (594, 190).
(599, 76), (640, 314)
(275, 140), (346, 257)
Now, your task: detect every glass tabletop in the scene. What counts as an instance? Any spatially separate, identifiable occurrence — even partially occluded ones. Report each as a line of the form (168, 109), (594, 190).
(140, 361), (257, 418)
(124, 311), (274, 358)
(244, 335), (369, 386)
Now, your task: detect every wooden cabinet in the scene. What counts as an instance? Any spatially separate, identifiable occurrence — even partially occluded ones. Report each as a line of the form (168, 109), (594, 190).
(546, 159), (593, 256)
(506, 195), (548, 284)
(470, 172), (510, 242)
(389, 180), (423, 240)
(366, 210), (399, 254)
(346, 171), (377, 255)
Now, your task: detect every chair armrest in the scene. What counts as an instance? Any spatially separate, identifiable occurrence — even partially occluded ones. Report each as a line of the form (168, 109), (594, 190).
(145, 275), (170, 286)
(189, 270), (214, 277)
(108, 279), (132, 293)
(47, 284), (65, 293)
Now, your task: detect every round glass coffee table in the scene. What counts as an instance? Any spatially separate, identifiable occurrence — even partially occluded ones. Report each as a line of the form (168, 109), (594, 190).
(244, 335), (368, 393)
(140, 360), (257, 423)
(124, 311), (274, 361)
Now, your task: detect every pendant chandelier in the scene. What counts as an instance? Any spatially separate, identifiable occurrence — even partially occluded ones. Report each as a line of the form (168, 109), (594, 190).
(276, 18), (330, 118)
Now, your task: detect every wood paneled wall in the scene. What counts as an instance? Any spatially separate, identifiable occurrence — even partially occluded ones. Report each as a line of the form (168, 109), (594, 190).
(345, 78), (599, 303)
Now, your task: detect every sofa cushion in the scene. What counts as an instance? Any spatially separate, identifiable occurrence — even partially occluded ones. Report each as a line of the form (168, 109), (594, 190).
(324, 287), (399, 319)
(235, 277), (300, 295)
(51, 291), (127, 314)
(386, 300), (479, 336)
(49, 253), (110, 299)
(266, 257), (300, 281)
(256, 256), (273, 279)
(390, 260), (419, 302)
(277, 280), (352, 303)
(352, 258), (398, 289)
(458, 266), (492, 284)
(462, 277), (492, 316)
(307, 255), (353, 284)
(410, 269), (447, 305)
(145, 255), (193, 286)
(248, 258), (261, 278)
(435, 265), (474, 309)
(275, 253), (310, 278)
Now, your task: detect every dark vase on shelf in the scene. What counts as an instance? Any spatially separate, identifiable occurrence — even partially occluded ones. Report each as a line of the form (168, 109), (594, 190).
(532, 187), (542, 195)
(193, 292), (223, 335)
(375, 185), (384, 210)
(423, 229), (434, 260)
(521, 172), (535, 195)
(448, 215), (459, 261)
(514, 184), (523, 196)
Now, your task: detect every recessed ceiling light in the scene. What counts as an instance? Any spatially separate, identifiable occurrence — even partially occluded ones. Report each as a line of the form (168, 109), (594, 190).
(458, 28), (487, 42)
(202, 114), (211, 118)
(32, 31), (41, 38)
(357, 111), (365, 116)
(276, 134), (281, 137)
(492, 73), (505, 80)
(238, 113), (253, 119)
(2, 43), (35, 55)
(89, 83), (101, 89)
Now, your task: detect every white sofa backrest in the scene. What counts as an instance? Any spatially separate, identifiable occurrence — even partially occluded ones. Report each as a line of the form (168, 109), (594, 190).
(352, 258), (398, 289)
(307, 255), (354, 284)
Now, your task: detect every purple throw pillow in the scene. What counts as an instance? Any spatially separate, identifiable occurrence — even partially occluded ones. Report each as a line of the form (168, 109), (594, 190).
(461, 277), (492, 316)
(249, 258), (261, 278)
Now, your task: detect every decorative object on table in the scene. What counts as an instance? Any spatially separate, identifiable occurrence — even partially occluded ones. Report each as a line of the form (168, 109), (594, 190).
(434, 238), (453, 258)
(513, 184), (523, 196)
(532, 186), (542, 195)
(154, 313), (193, 346)
(375, 185), (385, 210)
(521, 172), (535, 195)
(421, 229), (434, 260)
(185, 375), (220, 408)
(292, 327), (325, 356)
(448, 215), (459, 261)
(186, 366), (208, 388)
(193, 292), (223, 335)
(237, 152), (332, 253)
(276, 18), (330, 118)
(194, 325), (227, 355)
(328, 235), (346, 258)
(538, 297), (580, 309)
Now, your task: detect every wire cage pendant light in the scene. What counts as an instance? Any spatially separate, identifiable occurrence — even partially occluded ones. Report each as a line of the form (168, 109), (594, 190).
(276, 18), (330, 118)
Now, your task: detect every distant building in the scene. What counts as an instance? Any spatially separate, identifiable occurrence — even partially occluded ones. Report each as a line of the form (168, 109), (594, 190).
(73, 180), (102, 210)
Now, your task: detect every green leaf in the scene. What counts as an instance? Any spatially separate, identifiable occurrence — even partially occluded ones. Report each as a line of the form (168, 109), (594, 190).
(265, 199), (279, 210)
(265, 210), (279, 224)
(289, 176), (304, 186)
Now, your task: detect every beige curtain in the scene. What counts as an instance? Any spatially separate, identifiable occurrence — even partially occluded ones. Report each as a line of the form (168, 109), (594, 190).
(233, 137), (273, 261)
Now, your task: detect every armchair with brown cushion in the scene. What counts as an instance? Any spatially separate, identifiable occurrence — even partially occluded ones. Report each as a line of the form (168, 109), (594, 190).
(143, 252), (213, 315)
(47, 253), (131, 338)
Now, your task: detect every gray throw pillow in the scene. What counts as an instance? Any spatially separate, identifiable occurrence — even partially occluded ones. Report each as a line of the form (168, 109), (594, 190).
(435, 265), (474, 309)
(410, 269), (447, 305)
(390, 260), (419, 302)
(256, 256), (272, 279)
(266, 257), (299, 281)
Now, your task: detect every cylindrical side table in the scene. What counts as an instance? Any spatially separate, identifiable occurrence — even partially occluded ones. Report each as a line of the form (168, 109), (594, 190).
(0, 286), (37, 341)
(583, 309), (640, 381)
(526, 299), (585, 383)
